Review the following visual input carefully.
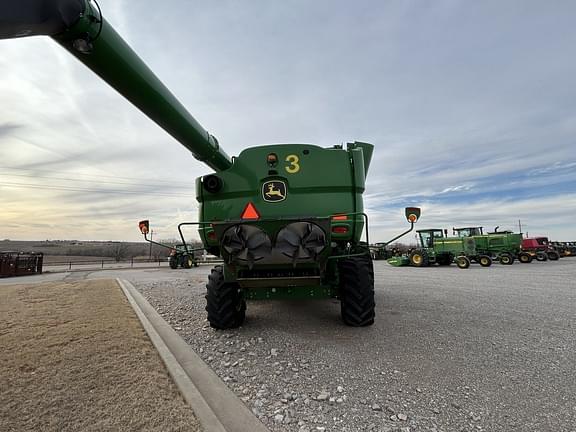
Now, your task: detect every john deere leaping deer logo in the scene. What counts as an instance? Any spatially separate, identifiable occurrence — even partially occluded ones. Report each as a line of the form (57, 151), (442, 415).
(262, 181), (287, 202)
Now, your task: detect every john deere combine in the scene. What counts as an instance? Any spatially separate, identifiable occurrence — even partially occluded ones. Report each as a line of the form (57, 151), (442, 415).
(0, 0), (416, 328)
(452, 227), (532, 265)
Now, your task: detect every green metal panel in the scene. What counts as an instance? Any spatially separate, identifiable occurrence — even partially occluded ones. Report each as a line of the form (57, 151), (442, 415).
(198, 143), (370, 247)
(433, 237), (476, 255)
(456, 229), (523, 256)
(387, 256), (410, 266)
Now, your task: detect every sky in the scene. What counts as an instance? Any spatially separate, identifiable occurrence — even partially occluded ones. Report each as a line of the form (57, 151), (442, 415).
(1, 0), (575, 242)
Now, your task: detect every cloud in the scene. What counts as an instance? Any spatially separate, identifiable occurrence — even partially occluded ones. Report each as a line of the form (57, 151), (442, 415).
(0, 122), (23, 138)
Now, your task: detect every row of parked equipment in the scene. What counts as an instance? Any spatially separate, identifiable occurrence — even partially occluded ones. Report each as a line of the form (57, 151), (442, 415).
(372, 227), (574, 269)
(0, 251), (44, 278)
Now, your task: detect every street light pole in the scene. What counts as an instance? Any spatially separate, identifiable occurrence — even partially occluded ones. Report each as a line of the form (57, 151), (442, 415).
(149, 229), (154, 260)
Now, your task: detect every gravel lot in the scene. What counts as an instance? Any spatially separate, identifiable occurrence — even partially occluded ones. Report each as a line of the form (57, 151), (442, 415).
(131, 259), (574, 432)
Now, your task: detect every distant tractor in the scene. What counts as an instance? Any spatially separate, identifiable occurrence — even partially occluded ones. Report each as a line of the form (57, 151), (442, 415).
(522, 237), (560, 261)
(550, 241), (575, 258)
(370, 243), (390, 260)
(453, 227), (532, 265)
(407, 229), (486, 269)
(169, 244), (198, 269)
(565, 242), (576, 256)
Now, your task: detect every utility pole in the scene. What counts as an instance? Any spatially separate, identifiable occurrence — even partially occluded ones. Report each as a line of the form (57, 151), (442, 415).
(149, 229), (154, 260)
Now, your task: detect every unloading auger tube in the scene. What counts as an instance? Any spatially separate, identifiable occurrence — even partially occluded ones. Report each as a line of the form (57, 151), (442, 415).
(0, 0), (231, 172)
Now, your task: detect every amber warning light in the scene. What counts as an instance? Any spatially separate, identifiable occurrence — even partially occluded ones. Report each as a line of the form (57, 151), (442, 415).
(331, 214), (348, 221)
(405, 207), (421, 223)
(139, 220), (150, 234)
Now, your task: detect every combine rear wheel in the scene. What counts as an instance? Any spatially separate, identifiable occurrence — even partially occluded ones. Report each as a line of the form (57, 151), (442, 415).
(500, 253), (514, 265)
(339, 256), (375, 327)
(205, 266), (246, 329)
(456, 256), (471, 269)
(547, 251), (560, 261)
(518, 252), (532, 263)
(479, 255), (492, 267)
(409, 249), (430, 267)
(169, 256), (178, 269)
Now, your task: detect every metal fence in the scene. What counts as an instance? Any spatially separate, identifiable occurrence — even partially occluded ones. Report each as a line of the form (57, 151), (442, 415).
(42, 257), (167, 271)
(42, 257), (223, 271)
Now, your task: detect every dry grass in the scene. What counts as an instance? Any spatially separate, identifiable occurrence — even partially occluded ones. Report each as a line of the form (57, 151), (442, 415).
(0, 279), (201, 432)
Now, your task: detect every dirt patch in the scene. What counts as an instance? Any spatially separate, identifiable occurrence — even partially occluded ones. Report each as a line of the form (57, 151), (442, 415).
(0, 279), (201, 432)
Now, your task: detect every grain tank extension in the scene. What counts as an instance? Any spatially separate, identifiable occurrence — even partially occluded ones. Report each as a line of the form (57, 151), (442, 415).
(0, 0), (399, 328)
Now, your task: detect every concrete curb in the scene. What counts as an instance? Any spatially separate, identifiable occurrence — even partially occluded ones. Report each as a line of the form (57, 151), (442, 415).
(118, 279), (269, 432)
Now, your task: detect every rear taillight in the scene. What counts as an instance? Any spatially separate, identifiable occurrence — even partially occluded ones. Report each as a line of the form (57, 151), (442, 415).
(332, 226), (348, 234)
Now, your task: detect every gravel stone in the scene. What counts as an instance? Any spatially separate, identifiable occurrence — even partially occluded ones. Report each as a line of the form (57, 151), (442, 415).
(132, 260), (576, 432)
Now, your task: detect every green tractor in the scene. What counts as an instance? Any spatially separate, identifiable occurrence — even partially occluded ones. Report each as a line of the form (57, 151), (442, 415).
(452, 227), (532, 265)
(169, 244), (198, 270)
(0, 0), (416, 329)
(407, 229), (490, 269)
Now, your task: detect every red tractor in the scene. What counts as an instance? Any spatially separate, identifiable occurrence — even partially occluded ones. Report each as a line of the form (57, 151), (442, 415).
(521, 237), (560, 261)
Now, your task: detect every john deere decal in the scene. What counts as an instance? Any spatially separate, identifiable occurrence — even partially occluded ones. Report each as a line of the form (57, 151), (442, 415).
(262, 181), (287, 202)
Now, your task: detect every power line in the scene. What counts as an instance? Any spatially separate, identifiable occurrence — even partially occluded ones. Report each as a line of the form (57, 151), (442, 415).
(0, 165), (194, 186)
(0, 171), (192, 189)
(0, 181), (196, 198)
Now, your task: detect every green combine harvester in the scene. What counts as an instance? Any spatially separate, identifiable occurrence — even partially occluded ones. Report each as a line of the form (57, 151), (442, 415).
(0, 0), (417, 329)
(452, 227), (532, 265)
(388, 229), (489, 269)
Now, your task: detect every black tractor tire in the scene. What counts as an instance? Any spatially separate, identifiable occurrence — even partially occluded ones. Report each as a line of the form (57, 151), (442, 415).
(409, 249), (430, 267)
(499, 253), (514, 265)
(547, 251), (560, 261)
(205, 266), (246, 329)
(479, 255), (492, 267)
(182, 255), (194, 269)
(338, 255), (375, 327)
(456, 256), (471, 269)
(536, 252), (548, 262)
(169, 256), (178, 269)
(518, 252), (533, 263)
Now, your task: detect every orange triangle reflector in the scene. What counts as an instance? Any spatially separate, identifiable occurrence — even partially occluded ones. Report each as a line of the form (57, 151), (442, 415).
(241, 202), (260, 220)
